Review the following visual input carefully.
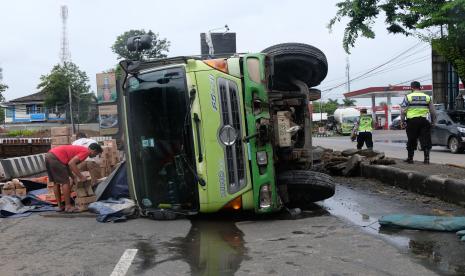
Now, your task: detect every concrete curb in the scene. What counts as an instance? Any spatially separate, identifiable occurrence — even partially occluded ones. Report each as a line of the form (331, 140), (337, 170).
(360, 163), (465, 207)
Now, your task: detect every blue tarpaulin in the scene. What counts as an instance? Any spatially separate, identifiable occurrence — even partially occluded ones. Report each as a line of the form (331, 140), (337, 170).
(379, 214), (465, 232)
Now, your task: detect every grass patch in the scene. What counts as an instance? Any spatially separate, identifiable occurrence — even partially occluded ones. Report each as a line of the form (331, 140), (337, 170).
(6, 129), (38, 137)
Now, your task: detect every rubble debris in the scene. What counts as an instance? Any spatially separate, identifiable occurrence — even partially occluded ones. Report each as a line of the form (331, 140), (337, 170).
(343, 154), (362, 176)
(371, 158), (396, 165)
(317, 147), (397, 176)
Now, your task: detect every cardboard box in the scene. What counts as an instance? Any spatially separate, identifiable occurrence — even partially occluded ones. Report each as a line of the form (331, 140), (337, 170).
(45, 194), (56, 201)
(103, 139), (117, 148)
(75, 171), (94, 197)
(51, 136), (70, 145)
(15, 187), (27, 197)
(1, 187), (15, 196)
(12, 179), (24, 189)
(51, 126), (70, 136)
(75, 195), (96, 211)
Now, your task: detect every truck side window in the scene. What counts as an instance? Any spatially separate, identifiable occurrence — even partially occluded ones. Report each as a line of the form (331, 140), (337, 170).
(247, 58), (261, 84)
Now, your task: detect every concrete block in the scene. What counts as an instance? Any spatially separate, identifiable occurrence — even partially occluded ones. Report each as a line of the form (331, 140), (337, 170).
(444, 179), (465, 207)
(393, 170), (411, 190)
(422, 175), (447, 197)
(407, 171), (427, 194)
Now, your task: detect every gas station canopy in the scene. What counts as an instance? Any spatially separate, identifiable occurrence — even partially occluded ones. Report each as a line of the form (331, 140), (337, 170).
(344, 85), (433, 99)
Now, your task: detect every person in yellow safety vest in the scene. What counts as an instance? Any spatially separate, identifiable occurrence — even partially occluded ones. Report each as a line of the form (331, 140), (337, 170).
(400, 81), (437, 164)
(353, 108), (374, 150)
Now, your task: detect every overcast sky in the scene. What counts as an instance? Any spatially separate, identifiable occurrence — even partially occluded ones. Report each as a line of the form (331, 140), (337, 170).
(0, 0), (431, 105)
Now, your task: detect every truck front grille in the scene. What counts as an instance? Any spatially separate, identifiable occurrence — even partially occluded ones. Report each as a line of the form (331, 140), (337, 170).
(218, 79), (245, 194)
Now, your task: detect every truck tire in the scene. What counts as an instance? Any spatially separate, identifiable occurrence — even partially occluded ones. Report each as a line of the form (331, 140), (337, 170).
(278, 170), (335, 205)
(261, 43), (328, 90)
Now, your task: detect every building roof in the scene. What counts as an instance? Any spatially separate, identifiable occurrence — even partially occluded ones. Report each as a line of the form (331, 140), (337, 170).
(4, 91), (46, 105)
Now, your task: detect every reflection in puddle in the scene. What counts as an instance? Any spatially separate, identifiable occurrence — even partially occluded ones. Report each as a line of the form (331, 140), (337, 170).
(135, 219), (247, 276)
(322, 185), (465, 275)
(374, 139), (408, 144)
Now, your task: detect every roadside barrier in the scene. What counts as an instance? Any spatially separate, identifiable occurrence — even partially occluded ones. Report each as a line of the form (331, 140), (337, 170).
(0, 138), (51, 144)
(0, 153), (47, 180)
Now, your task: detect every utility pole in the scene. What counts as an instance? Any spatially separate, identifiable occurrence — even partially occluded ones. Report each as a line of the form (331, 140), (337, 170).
(346, 56), (351, 93)
(68, 86), (75, 134)
(60, 5), (74, 133)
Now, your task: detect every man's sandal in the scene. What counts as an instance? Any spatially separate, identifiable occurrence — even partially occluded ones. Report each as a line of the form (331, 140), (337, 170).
(65, 207), (81, 213)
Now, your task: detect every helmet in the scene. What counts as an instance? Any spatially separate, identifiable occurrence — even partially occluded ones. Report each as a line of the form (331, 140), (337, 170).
(410, 81), (421, 90)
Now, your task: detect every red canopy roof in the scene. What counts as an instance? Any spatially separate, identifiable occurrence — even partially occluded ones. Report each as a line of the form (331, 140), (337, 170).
(344, 84), (465, 99)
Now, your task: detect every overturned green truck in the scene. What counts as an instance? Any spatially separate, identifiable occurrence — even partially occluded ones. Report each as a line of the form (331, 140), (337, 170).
(119, 41), (335, 217)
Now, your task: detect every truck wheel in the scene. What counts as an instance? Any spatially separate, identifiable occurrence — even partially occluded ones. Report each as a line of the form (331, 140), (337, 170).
(278, 170), (335, 205)
(261, 43), (328, 90)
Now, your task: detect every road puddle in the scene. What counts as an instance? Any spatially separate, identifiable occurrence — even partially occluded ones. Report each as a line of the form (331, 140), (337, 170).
(374, 139), (408, 144)
(322, 185), (465, 275)
(135, 218), (248, 275)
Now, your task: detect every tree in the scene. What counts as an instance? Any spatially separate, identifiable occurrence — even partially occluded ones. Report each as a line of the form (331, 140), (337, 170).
(343, 98), (357, 106)
(313, 98), (340, 115)
(329, 0), (465, 85)
(0, 83), (7, 102)
(37, 62), (91, 122)
(112, 29), (170, 60)
(0, 83), (8, 123)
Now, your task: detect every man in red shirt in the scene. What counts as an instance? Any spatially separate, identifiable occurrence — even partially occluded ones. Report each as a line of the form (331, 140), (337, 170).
(46, 143), (103, 212)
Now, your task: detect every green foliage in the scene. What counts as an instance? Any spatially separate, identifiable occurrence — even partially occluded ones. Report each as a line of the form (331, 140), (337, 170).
(37, 62), (91, 122)
(0, 83), (7, 123)
(77, 93), (98, 123)
(0, 83), (7, 102)
(313, 98), (340, 115)
(112, 29), (170, 60)
(343, 98), (357, 106)
(329, 0), (465, 83)
(6, 129), (38, 137)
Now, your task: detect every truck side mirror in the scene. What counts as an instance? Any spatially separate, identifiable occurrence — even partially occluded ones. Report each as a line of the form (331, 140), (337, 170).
(126, 34), (152, 52)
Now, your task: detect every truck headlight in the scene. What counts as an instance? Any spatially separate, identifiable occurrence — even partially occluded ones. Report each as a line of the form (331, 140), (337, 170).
(457, 127), (465, 133)
(256, 151), (268, 165)
(259, 184), (272, 208)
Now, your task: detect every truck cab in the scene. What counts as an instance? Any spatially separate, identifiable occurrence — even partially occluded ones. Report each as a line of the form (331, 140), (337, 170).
(120, 42), (334, 217)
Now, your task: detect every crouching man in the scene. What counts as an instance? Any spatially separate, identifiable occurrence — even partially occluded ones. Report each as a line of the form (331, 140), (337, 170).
(72, 132), (100, 185)
(45, 143), (103, 212)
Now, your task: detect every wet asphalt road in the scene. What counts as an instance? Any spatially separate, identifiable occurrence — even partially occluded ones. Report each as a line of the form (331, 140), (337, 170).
(3, 175), (465, 275)
(313, 130), (465, 166)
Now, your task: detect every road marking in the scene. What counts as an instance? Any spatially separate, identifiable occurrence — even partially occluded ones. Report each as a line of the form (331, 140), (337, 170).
(110, 249), (138, 276)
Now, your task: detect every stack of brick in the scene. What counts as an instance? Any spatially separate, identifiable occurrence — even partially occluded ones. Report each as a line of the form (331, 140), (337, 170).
(51, 126), (70, 148)
(1, 179), (26, 197)
(45, 181), (56, 201)
(74, 171), (96, 211)
(99, 139), (120, 176)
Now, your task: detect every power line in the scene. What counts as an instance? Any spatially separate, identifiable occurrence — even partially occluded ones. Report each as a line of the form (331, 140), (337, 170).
(320, 45), (430, 86)
(321, 42), (423, 92)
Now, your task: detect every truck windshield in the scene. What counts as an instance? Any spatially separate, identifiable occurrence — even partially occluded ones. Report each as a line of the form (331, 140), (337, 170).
(343, 116), (358, 124)
(127, 67), (197, 210)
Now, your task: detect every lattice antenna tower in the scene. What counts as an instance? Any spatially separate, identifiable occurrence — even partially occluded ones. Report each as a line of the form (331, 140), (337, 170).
(60, 5), (71, 64)
(0, 66), (3, 82)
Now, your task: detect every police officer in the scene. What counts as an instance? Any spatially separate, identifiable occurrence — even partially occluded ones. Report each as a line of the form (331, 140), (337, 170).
(401, 81), (437, 164)
(353, 108), (374, 150)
